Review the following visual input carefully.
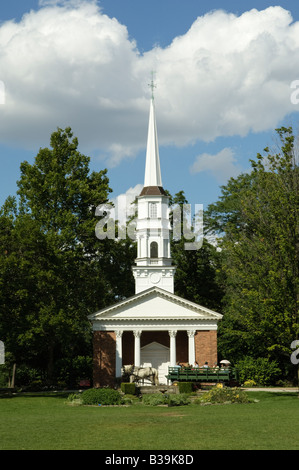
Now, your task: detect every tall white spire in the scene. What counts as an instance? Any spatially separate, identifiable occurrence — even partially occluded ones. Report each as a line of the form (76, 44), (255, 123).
(133, 85), (175, 294)
(144, 93), (163, 188)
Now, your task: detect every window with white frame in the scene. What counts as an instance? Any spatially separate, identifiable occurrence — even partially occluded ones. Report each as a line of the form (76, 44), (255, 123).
(149, 203), (157, 218)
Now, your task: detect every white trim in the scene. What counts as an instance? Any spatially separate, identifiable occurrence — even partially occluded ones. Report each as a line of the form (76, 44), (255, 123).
(115, 330), (123, 378)
(133, 330), (142, 366)
(92, 322), (218, 332)
(141, 341), (170, 352)
(88, 287), (222, 322)
(169, 330), (177, 366)
(187, 330), (196, 365)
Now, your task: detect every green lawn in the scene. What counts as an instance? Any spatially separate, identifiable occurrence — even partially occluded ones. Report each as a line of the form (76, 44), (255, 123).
(0, 391), (298, 450)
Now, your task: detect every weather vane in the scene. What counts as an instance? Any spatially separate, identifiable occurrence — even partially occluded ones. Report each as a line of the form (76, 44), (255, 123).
(149, 71), (157, 100)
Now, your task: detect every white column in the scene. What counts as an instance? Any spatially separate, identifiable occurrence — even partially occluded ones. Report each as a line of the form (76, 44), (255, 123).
(133, 330), (142, 366)
(145, 233), (148, 259)
(115, 330), (123, 378)
(187, 330), (196, 366)
(169, 330), (177, 366)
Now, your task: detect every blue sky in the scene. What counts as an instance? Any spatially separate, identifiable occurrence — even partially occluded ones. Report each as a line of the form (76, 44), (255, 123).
(1, 0), (299, 214)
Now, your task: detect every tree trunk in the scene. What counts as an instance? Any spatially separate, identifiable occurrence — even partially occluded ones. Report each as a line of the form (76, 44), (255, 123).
(11, 363), (16, 388)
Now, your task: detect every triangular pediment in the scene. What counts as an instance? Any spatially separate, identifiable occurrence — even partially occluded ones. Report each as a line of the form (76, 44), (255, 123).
(88, 287), (222, 323)
(141, 341), (170, 352)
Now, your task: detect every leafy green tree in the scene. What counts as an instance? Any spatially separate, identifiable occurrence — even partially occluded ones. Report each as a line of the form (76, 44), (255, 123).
(206, 127), (299, 378)
(169, 190), (223, 311)
(18, 127), (111, 249)
(0, 127), (135, 384)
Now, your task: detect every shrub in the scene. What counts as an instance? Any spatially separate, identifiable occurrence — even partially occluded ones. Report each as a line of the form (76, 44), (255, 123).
(142, 393), (190, 406)
(235, 357), (282, 386)
(28, 380), (44, 391)
(121, 394), (140, 405)
(66, 393), (82, 405)
(168, 394), (190, 406)
(121, 383), (136, 395)
(178, 382), (193, 394)
(13, 365), (44, 387)
(81, 388), (121, 406)
(142, 394), (166, 406)
(243, 379), (257, 387)
(121, 397), (132, 405)
(196, 386), (252, 405)
(54, 355), (92, 388)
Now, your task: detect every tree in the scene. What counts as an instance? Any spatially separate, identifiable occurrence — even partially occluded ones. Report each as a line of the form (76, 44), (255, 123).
(206, 127), (299, 379)
(18, 127), (111, 250)
(0, 127), (135, 384)
(169, 190), (223, 311)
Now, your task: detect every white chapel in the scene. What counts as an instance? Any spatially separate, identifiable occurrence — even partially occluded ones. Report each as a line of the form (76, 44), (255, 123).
(88, 90), (222, 386)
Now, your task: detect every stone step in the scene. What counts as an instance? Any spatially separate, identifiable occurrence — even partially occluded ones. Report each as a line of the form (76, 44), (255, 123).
(139, 385), (178, 394)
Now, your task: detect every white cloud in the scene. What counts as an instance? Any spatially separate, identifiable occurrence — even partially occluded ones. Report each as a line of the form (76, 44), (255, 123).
(190, 147), (242, 182)
(0, 0), (142, 154)
(110, 183), (142, 225)
(0, 3), (299, 165)
(148, 7), (299, 143)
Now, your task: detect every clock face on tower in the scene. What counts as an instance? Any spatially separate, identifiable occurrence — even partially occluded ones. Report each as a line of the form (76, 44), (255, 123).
(150, 272), (161, 284)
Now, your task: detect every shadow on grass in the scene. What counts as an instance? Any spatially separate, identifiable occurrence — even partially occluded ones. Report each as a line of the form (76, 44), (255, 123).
(0, 390), (70, 400)
(247, 390), (299, 400)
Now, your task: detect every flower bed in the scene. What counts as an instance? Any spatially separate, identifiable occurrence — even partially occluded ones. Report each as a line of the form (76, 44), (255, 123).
(194, 386), (253, 405)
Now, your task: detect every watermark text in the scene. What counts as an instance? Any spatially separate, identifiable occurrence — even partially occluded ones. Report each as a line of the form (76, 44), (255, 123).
(0, 341), (4, 365)
(95, 201), (203, 251)
(290, 80), (299, 104)
(290, 340), (299, 365)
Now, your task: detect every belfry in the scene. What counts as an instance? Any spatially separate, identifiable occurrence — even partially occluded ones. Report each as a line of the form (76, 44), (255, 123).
(89, 88), (222, 386)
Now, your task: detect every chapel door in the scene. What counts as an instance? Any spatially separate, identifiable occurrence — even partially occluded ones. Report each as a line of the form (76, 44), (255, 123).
(141, 341), (170, 385)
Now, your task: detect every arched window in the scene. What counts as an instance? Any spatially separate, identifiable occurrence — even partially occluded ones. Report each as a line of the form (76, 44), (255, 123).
(150, 241), (158, 258)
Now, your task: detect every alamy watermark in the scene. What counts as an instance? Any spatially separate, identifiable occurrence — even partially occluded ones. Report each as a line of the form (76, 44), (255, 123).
(95, 201), (203, 251)
(290, 340), (299, 365)
(290, 80), (299, 104)
(0, 341), (4, 365)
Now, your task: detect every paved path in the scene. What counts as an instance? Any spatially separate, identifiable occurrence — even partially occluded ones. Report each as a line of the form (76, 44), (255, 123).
(243, 387), (298, 392)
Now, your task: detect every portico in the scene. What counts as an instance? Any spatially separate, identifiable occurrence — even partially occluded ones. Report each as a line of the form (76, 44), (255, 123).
(116, 330), (193, 380)
(89, 287), (221, 385)
(118, 329), (197, 375)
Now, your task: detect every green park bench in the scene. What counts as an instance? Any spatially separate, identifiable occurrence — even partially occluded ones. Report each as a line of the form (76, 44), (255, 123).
(165, 366), (239, 386)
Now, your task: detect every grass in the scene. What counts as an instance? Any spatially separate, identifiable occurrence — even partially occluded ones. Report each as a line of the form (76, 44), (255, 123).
(0, 391), (298, 450)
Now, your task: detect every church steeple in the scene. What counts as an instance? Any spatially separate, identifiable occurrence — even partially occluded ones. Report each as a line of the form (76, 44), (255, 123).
(140, 78), (166, 197)
(144, 95), (162, 188)
(132, 87), (175, 294)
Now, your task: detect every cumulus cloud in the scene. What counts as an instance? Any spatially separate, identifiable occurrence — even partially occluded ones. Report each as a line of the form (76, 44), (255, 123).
(0, 2), (298, 165)
(109, 183), (142, 227)
(149, 7), (299, 144)
(190, 148), (242, 183)
(0, 0), (143, 155)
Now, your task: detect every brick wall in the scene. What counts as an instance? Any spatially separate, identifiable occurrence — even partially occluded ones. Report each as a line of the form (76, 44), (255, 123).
(93, 331), (116, 387)
(195, 330), (218, 367)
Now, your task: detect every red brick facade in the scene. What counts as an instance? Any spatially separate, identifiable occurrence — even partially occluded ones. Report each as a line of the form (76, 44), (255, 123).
(93, 329), (218, 387)
(93, 331), (116, 388)
(195, 330), (218, 367)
